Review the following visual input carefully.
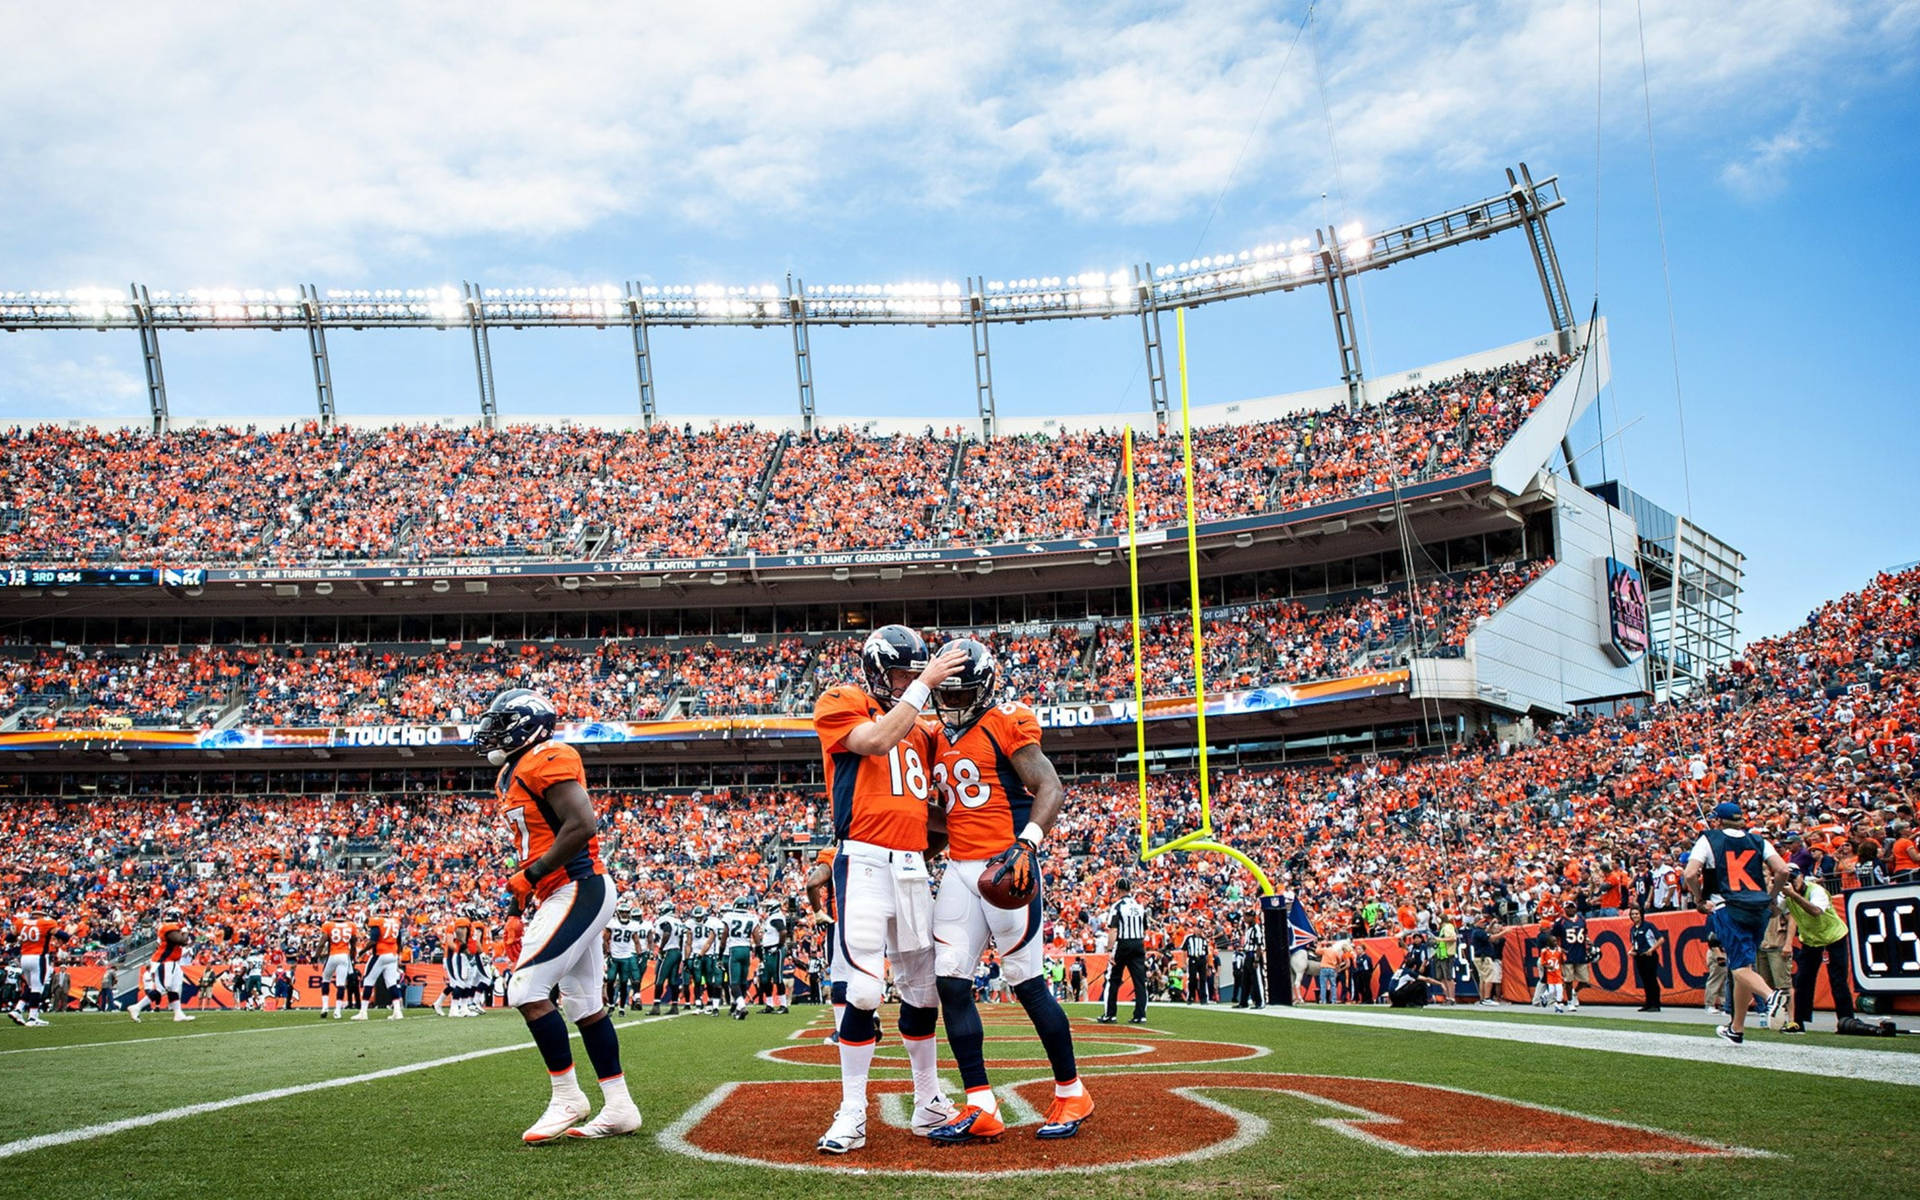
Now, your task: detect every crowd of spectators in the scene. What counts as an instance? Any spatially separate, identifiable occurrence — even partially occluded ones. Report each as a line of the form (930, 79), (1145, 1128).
(751, 427), (958, 553)
(2, 638), (812, 730)
(1124, 354), (1570, 530)
(7, 565), (1915, 993)
(1, 354), (1570, 568)
(1, 562), (1547, 730)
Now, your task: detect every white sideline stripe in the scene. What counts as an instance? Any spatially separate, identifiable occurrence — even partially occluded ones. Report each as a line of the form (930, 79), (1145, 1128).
(1230, 1005), (1920, 1088)
(0, 1019), (347, 1057)
(0, 1014), (674, 1160)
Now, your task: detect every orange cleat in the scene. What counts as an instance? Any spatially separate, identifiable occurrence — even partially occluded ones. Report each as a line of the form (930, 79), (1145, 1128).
(1036, 1088), (1095, 1139)
(928, 1103), (1006, 1145)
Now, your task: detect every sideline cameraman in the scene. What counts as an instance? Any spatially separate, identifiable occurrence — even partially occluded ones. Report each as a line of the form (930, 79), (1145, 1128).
(1777, 865), (1856, 1034)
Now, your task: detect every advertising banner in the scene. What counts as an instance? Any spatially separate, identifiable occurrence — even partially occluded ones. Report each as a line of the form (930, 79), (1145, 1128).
(0, 670), (1410, 754)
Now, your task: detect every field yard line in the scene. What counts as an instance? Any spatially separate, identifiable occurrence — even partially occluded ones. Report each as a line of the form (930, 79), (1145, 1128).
(0, 1018), (350, 1056)
(0, 1014), (674, 1160)
(1233, 1005), (1920, 1087)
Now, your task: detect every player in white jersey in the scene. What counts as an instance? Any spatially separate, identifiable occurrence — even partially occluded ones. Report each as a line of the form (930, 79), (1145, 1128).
(756, 900), (791, 1014)
(648, 903), (684, 1015)
(604, 905), (647, 1015)
(720, 899), (760, 1020)
(696, 908), (727, 1013)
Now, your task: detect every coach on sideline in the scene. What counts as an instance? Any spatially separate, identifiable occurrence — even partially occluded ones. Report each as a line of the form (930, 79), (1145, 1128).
(1097, 879), (1149, 1024)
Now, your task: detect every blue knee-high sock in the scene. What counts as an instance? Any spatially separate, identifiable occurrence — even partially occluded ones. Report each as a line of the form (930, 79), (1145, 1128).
(525, 1009), (574, 1075)
(839, 1003), (877, 1044)
(937, 976), (989, 1091)
(577, 1012), (623, 1081)
(1014, 976), (1078, 1084)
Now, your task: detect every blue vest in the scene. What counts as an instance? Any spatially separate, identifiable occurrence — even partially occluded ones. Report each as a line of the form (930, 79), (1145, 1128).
(1705, 829), (1771, 910)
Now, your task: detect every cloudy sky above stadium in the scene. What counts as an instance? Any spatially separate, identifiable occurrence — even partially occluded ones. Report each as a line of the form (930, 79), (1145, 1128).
(1, 0), (1916, 639)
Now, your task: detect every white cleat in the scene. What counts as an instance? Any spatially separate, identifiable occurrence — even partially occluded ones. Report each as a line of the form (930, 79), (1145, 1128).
(26, 1017), (49, 1027)
(911, 1093), (960, 1136)
(173, 1013), (195, 1022)
(387, 1013), (404, 1020)
(817, 1106), (868, 1154)
(522, 1092), (592, 1143)
(565, 1101), (643, 1139)
(128, 1011), (142, 1022)
(350, 1012), (369, 1021)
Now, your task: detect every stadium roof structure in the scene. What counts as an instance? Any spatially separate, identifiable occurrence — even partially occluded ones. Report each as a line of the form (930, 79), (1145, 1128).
(0, 165), (1575, 442)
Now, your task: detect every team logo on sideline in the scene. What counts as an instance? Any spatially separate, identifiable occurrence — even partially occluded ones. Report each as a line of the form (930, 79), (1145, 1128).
(661, 1071), (1763, 1176)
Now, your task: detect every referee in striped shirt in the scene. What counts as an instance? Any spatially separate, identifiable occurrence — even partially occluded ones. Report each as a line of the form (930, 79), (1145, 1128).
(1098, 879), (1150, 1024)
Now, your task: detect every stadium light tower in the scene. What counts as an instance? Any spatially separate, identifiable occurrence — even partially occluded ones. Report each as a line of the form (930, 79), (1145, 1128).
(1, 167), (1567, 432)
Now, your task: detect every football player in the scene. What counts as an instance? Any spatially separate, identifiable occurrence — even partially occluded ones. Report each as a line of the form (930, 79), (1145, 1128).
(688, 907), (720, 1014)
(128, 907), (193, 1022)
(805, 848), (842, 1036)
(604, 904), (646, 1016)
(756, 899), (790, 1014)
(721, 896), (759, 1019)
(356, 909), (405, 1021)
(924, 638), (1093, 1143)
(648, 901), (683, 1016)
(434, 912), (465, 1017)
(464, 904), (491, 1014)
(812, 625), (967, 1155)
(477, 687), (639, 1142)
(8, 907), (62, 1026)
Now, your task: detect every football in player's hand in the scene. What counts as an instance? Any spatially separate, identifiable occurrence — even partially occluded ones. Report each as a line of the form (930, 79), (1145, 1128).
(978, 842), (1039, 910)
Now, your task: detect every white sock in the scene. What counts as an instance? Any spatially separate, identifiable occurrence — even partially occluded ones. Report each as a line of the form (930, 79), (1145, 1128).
(550, 1065), (584, 1098)
(1055, 1076), (1085, 1099)
(966, 1085), (999, 1116)
(838, 1037), (875, 1112)
(599, 1073), (633, 1109)
(833, 1003), (846, 1030)
(172, 1001), (184, 1016)
(904, 1034), (942, 1106)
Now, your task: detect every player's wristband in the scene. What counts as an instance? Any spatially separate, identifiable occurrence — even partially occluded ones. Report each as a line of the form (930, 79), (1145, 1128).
(1019, 822), (1045, 848)
(522, 861), (548, 885)
(900, 681), (932, 711)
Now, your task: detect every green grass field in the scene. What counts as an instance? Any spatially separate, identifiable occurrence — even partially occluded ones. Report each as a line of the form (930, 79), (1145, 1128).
(3, 1002), (1913, 1199)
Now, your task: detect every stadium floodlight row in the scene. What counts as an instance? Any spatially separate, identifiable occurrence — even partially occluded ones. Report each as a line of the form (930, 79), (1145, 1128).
(0, 165), (1570, 437)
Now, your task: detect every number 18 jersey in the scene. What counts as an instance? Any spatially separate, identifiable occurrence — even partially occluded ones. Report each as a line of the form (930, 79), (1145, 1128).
(933, 701), (1042, 861)
(813, 685), (939, 851)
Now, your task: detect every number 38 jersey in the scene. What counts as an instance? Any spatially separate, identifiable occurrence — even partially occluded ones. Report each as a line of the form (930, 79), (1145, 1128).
(494, 739), (605, 902)
(932, 701), (1042, 861)
(813, 685), (940, 851)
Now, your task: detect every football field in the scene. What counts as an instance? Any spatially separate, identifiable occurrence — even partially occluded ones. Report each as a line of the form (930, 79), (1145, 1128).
(3, 1002), (1915, 1198)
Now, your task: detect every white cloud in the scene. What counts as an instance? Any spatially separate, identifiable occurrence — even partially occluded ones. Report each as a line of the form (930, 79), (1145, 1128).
(0, 342), (148, 423)
(0, 0), (1911, 282)
(1719, 109), (1825, 199)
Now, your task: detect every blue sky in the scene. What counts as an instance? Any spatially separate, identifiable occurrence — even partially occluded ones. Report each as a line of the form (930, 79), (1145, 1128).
(1, 0), (1917, 640)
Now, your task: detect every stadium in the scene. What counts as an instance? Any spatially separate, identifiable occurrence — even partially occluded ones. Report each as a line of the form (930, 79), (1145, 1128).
(3, 5), (1918, 1198)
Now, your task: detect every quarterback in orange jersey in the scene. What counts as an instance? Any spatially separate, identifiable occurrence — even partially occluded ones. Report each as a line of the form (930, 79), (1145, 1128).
(8, 908), (63, 1026)
(811, 625), (968, 1156)
(128, 907), (193, 1022)
(475, 688), (638, 1144)
(355, 910), (406, 1021)
(925, 639), (1093, 1144)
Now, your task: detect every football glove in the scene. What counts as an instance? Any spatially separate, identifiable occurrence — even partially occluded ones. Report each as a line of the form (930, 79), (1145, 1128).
(507, 869), (536, 910)
(986, 839), (1039, 901)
